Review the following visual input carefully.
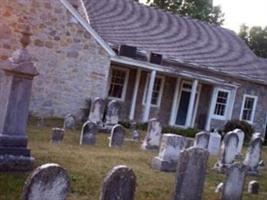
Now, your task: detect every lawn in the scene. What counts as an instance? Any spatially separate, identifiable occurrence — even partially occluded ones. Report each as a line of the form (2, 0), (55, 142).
(0, 118), (266, 200)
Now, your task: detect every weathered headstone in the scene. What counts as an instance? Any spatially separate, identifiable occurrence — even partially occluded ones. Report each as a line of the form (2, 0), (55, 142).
(194, 131), (210, 149)
(248, 180), (259, 194)
(173, 147), (209, 200)
(142, 118), (162, 150)
(208, 131), (221, 156)
(232, 129), (244, 155)
(221, 163), (247, 200)
(243, 136), (262, 175)
(100, 165), (136, 200)
(130, 122), (140, 141)
(215, 131), (239, 172)
(51, 128), (65, 144)
(215, 182), (224, 193)
(63, 114), (76, 129)
(105, 100), (120, 125)
(88, 97), (105, 125)
(152, 134), (185, 172)
(80, 121), (97, 145)
(252, 132), (264, 141)
(0, 47), (38, 171)
(21, 163), (70, 200)
(184, 137), (194, 149)
(109, 124), (125, 147)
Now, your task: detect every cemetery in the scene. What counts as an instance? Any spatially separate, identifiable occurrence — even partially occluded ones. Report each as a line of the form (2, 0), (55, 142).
(0, 0), (267, 200)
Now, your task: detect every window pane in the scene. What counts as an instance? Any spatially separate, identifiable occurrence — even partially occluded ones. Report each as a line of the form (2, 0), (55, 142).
(108, 69), (127, 98)
(242, 97), (255, 121)
(144, 76), (163, 106)
(214, 90), (229, 116)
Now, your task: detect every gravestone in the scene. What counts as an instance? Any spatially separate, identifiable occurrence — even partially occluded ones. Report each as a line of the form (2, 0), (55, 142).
(252, 132), (264, 141)
(100, 165), (136, 200)
(0, 47), (38, 171)
(222, 163), (247, 200)
(142, 118), (162, 150)
(105, 100), (120, 125)
(88, 97), (105, 125)
(243, 136), (262, 175)
(80, 121), (97, 145)
(208, 131), (221, 156)
(63, 114), (76, 129)
(248, 180), (259, 194)
(215, 131), (239, 172)
(215, 182), (224, 193)
(152, 134), (185, 172)
(130, 122), (140, 141)
(232, 129), (244, 155)
(109, 124), (125, 147)
(194, 131), (210, 149)
(173, 147), (209, 200)
(21, 163), (70, 200)
(51, 128), (65, 144)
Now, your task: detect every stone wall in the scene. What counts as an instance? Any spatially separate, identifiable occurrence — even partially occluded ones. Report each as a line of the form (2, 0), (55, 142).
(0, 0), (111, 118)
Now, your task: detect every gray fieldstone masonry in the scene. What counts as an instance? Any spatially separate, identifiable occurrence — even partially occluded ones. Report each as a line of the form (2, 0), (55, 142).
(152, 134), (185, 172)
(222, 163), (247, 200)
(51, 128), (65, 144)
(80, 121), (97, 145)
(194, 131), (210, 149)
(142, 118), (162, 150)
(0, 0), (111, 118)
(173, 147), (209, 200)
(100, 165), (136, 200)
(215, 131), (239, 172)
(109, 124), (125, 147)
(243, 136), (262, 175)
(21, 163), (70, 200)
(0, 47), (37, 171)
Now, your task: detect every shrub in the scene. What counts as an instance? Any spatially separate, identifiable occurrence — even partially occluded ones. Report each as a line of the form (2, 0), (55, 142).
(162, 126), (199, 138)
(223, 119), (254, 142)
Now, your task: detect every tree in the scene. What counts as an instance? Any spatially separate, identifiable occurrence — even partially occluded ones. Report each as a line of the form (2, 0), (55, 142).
(239, 25), (267, 58)
(146, 0), (224, 25)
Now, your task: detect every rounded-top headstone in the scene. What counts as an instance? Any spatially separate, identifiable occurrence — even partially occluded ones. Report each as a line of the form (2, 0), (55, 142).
(80, 121), (97, 145)
(109, 124), (125, 147)
(64, 114), (76, 129)
(100, 165), (136, 200)
(21, 163), (70, 200)
(232, 129), (245, 155)
(248, 180), (259, 194)
(194, 131), (210, 149)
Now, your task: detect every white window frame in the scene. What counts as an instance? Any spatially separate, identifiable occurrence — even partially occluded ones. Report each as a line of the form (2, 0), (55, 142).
(107, 66), (129, 101)
(211, 88), (231, 120)
(240, 94), (258, 123)
(142, 74), (165, 107)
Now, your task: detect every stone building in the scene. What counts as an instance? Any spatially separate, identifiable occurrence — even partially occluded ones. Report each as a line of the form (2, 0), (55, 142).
(1, 0), (267, 134)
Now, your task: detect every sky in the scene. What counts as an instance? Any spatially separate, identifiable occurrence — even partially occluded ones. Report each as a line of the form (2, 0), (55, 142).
(140, 0), (267, 32)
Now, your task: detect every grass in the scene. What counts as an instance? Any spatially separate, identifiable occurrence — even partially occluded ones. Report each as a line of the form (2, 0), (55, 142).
(0, 118), (266, 200)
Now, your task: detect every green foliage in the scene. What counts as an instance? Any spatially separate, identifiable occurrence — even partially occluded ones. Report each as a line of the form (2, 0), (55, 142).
(223, 119), (255, 142)
(162, 126), (199, 138)
(146, 0), (224, 25)
(239, 25), (267, 58)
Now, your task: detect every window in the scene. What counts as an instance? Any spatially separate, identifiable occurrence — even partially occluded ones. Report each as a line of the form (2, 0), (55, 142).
(108, 67), (129, 100)
(240, 95), (258, 123)
(143, 75), (165, 107)
(213, 89), (230, 118)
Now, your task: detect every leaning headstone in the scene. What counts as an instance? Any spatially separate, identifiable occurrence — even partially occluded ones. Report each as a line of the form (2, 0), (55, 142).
(243, 136), (262, 175)
(232, 129), (245, 155)
(215, 131), (239, 172)
(105, 100), (120, 126)
(88, 97), (105, 125)
(0, 46), (38, 171)
(194, 131), (210, 149)
(221, 163), (247, 200)
(152, 134), (185, 172)
(248, 180), (259, 194)
(208, 131), (221, 156)
(100, 165), (136, 200)
(173, 147), (209, 200)
(63, 114), (76, 129)
(80, 121), (97, 145)
(142, 118), (162, 150)
(21, 163), (70, 200)
(51, 128), (65, 144)
(109, 124), (125, 147)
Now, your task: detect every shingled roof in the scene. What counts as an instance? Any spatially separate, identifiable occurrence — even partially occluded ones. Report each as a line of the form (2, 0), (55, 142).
(82, 0), (267, 83)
